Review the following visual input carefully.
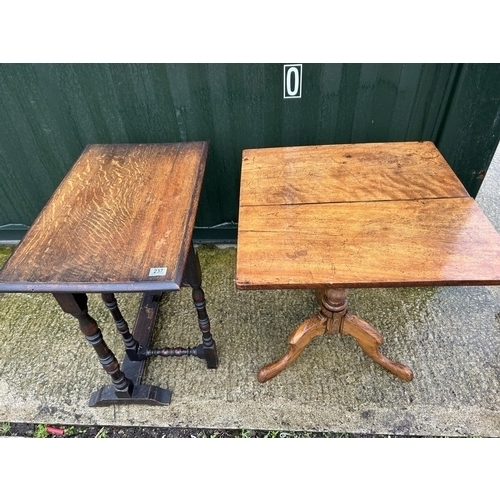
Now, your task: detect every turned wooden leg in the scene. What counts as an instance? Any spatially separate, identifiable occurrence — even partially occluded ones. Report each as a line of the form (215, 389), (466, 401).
(181, 243), (218, 369)
(53, 293), (134, 398)
(257, 287), (413, 382)
(101, 293), (139, 356)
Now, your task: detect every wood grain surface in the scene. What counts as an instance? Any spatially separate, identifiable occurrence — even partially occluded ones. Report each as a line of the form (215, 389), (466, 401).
(0, 142), (208, 292)
(237, 198), (500, 288)
(236, 142), (500, 289)
(240, 141), (468, 206)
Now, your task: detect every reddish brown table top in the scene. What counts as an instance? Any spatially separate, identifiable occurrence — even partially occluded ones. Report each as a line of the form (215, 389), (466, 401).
(236, 141), (500, 289)
(0, 142), (208, 292)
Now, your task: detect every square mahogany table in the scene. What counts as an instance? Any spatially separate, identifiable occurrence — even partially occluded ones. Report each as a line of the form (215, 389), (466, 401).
(0, 142), (218, 406)
(236, 141), (500, 383)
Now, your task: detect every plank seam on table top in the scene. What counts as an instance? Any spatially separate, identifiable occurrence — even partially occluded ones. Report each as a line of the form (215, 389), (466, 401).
(238, 194), (472, 208)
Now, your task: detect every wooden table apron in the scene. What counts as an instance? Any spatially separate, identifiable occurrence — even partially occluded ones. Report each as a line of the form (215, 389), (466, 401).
(0, 142), (218, 406)
(236, 141), (500, 383)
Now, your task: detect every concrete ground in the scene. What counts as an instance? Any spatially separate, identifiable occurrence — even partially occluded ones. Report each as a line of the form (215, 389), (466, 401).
(0, 148), (499, 437)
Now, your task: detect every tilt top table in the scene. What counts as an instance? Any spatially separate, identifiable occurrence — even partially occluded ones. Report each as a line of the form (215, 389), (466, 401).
(236, 141), (500, 383)
(0, 142), (218, 406)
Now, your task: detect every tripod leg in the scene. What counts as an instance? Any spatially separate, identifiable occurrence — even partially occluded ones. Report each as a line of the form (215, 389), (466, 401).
(257, 314), (327, 382)
(342, 313), (413, 381)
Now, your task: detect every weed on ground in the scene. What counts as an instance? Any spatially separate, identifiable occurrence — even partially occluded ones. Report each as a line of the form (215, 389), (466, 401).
(0, 421), (425, 438)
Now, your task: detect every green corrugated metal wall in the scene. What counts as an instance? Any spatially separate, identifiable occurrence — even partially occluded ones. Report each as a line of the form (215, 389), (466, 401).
(1, 63), (499, 242)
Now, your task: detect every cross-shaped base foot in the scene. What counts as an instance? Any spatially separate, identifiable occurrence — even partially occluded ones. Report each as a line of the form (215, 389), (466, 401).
(257, 288), (413, 383)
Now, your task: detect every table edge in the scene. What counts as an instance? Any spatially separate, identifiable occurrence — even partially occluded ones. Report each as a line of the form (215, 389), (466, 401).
(0, 281), (181, 293)
(235, 279), (500, 290)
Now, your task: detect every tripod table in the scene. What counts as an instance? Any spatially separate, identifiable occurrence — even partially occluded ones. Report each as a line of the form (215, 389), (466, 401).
(236, 141), (500, 383)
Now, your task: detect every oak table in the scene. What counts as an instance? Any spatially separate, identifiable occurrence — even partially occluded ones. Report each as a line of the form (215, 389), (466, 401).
(0, 142), (218, 406)
(236, 141), (500, 383)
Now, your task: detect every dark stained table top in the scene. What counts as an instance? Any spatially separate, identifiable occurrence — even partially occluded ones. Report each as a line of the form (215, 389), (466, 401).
(0, 142), (208, 292)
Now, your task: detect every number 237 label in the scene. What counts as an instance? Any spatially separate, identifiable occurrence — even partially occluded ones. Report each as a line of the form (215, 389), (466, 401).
(149, 267), (167, 277)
